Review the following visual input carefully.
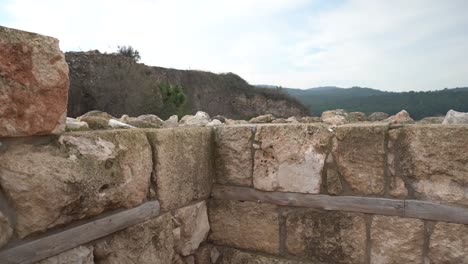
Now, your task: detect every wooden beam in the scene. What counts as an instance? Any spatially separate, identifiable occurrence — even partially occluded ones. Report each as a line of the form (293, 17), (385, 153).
(212, 185), (468, 224)
(0, 201), (160, 264)
(404, 200), (468, 224)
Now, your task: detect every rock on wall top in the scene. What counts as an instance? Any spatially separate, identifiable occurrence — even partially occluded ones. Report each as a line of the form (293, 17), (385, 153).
(0, 26), (69, 137)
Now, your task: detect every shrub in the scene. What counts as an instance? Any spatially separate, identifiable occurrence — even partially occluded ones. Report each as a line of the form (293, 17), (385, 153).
(117, 45), (141, 62)
(158, 81), (188, 117)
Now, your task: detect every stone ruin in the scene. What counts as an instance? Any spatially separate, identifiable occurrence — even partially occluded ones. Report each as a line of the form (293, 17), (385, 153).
(1, 26), (468, 264)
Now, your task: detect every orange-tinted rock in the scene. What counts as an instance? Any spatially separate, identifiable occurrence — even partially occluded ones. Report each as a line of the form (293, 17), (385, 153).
(0, 26), (69, 137)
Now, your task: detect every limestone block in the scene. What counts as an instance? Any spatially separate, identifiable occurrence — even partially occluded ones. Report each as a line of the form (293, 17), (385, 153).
(180, 111), (210, 127)
(368, 112), (389, 122)
(146, 127), (213, 210)
(332, 124), (387, 195)
(321, 109), (349, 125)
(214, 126), (253, 186)
(442, 109), (468, 124)
(208, 199), (280, 254)
(249, 114), (275, 124)
(253, 124), (331, 194)
(0, 130), (152, 238)
(0, 211), (13, 248)
(173, 201), (210, 256)
(0, 26), (69, 137)
(218, 246), (311, 264)
(285, 210), (367, 264)
(429, 222), (468, 263)
(37, 246), (94, 264)
(94, 213), (175, 264)
(194, 243), (220, 264)
(370, 215), (424, 264)
(391, 125), (468, 205)
(383, 110), (414, 124)
(121, 114), (163, 128)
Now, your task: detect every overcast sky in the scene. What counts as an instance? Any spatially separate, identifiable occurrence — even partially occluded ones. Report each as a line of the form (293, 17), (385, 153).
(1, 0), (467, 91)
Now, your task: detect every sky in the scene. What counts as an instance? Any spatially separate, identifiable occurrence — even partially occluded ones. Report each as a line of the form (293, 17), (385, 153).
(0, 0), (467, 91)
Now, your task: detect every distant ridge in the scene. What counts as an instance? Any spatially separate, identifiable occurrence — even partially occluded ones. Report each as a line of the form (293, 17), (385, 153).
(257, 85), (468, 120)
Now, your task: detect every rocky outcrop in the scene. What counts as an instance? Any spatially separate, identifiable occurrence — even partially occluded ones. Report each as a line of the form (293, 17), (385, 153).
(0, 26), (69, 137)
(65, 52), (308, 119)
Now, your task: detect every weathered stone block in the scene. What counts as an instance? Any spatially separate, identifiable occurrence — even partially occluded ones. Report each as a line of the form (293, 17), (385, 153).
(173, 200), (210, 256)
(391, 125), (468, 205)
(0, 26), (69, 137)
(94, 213), (175, 264)
(332, 124), (387, 195)
(214, 126), (253, 186)
(195, 243), (220, 264)
(285, 210), (367, 264)
(370, 215), (424, 264)
(253, 124), (331, 194)
(218, 246), (311, 264)
(37, 246), (94, 264)
(429, 222), (468, 263)
(146, 127), (213, 210)
(208, 199), (280, 254)
(0, 211), (13, 248)
(0, 130), (152, 238)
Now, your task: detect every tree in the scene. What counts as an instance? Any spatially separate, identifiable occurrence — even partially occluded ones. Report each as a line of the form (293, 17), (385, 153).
(158, 81), (188, 117)
(117, 45), (141, 62)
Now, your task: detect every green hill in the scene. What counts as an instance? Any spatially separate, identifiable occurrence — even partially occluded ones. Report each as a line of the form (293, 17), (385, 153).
(261, 86), (468, 120)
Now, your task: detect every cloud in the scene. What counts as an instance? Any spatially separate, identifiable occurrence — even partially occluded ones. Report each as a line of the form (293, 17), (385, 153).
(1, 0), (467, 91)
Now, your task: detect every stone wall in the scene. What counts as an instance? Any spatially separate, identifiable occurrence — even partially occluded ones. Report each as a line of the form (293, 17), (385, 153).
(0, 127), (214, 264)
(1, 26), (468, 264)
(209, 123), (468, 264)
(2, 123), (467, 264)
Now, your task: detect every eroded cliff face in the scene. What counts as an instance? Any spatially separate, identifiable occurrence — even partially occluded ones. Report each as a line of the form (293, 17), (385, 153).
(66, 52), (308, 119)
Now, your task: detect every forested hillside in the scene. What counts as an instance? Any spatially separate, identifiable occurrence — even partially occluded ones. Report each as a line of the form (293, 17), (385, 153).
(280, 86), (468, 120)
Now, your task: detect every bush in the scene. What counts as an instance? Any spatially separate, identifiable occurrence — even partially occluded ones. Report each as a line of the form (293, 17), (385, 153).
(117, 45), (141, 62)
(158, 81), (188, 117)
